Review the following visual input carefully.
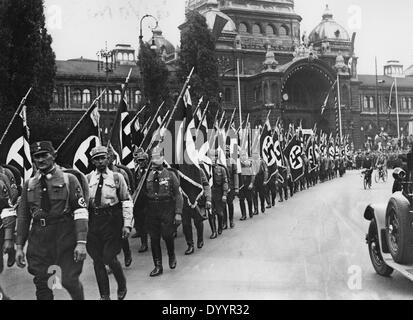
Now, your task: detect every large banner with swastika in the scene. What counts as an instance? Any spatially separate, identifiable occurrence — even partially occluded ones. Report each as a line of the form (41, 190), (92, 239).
(284, 135), (304, 182)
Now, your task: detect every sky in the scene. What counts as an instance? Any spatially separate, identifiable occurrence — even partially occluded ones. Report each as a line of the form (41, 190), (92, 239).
(43, 0), (413, 75)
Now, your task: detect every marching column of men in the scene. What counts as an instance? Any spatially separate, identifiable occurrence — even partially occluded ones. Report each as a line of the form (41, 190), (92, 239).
(0, 138), (348, 300)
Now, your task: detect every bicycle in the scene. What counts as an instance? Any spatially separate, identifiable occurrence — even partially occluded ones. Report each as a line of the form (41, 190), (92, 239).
(362, 168), (373, 189)
(374, 165), (388, 183)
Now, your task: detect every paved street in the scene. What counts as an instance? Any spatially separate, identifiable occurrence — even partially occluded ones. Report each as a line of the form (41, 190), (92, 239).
(2, 170), (413, 300)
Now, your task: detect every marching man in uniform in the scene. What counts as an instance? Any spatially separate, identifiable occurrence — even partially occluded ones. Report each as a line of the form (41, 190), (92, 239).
(16, 141), (89, 300)
(86, 146), (133, 300)
(142, 145), (183, 277)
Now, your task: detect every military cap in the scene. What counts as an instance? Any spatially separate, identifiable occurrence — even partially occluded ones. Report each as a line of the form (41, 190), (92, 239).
(135, 147), (148, 160)
(90, 146), (108, 159)
(30, 141), (56, 156)
(151, 145), (164, 157)
(208, 149), (218, 157)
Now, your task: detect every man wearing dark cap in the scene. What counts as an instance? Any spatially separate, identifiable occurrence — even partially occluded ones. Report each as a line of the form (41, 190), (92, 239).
(16, 141), (89, 300)
(132, 147), (150, 253)
(86, 145), (133, 300)
(208, 149), (228, 238)
(223, 145), (239, 229)
(142, 145), (183, 277)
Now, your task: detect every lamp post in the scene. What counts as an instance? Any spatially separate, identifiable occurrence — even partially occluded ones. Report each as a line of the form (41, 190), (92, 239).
(220, 67), (236, 114)
(138, 15), (158, 105)
(97, 43), (116, 112)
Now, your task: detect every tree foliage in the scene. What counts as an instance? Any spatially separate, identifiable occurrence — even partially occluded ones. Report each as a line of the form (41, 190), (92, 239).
(177, 10), (220, 121)
(0, 0), (56, 118)
(138, 42), (170, 120)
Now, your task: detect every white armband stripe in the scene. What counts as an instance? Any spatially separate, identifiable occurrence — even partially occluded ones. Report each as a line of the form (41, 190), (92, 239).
(122, 200), (133, 228)
(74, 208), (89, 221)
(1, 208), (17, 219)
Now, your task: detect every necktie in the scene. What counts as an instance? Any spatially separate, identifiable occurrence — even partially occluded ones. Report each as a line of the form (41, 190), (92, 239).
(94, 174), (104, 208)
(153, 171), (159, 194)
(40, 175), (51, 213)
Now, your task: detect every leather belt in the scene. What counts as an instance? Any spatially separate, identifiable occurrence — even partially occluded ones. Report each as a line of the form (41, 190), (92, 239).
(32, 216), (71, 227)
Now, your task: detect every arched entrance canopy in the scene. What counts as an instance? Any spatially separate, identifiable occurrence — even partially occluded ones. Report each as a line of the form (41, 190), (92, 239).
(279, 58), (337, 131)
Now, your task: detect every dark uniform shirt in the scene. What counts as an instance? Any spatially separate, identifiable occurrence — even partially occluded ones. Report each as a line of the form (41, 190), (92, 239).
(17, 167), (88, 245)
(144, 167), (183, 214)
(211, 165), (229, 198)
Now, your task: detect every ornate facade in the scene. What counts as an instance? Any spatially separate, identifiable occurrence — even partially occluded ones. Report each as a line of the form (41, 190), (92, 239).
(51, 0), (413, 149)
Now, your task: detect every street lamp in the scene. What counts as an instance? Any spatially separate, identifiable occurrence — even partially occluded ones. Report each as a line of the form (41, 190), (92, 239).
(97, 42), (116, 114)
(139, 14), (159, 47)
(138, 15), (159, 105)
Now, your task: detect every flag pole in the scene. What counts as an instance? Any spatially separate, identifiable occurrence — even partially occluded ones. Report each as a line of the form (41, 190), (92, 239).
(0, 87), (33, 146)
(56, 89), (106, 152)
(139, 101), (165, 149)
(337, 73), (343, 143)
(395, 76), (400, 140)
(163, 67), (195, 133)
(192, 96), (203, 118)
(196, 101), (210, 133)
(237, 58), (242, 128)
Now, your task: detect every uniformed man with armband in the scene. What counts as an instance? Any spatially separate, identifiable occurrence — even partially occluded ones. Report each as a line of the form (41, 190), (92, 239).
(223, 145), (239, 229)
(142, 146), (183, 277)
(15, 141), (89, 300)
(132, 147), (150, 253)
(86, 146), (133, 300)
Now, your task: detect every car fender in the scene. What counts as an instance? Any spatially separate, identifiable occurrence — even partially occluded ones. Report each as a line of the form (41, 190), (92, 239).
(364, 192), (410, 255)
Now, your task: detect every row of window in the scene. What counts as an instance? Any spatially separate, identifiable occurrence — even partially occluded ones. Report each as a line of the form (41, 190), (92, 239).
(238, 22), (290, 37)
(52, 89), (143, 108)
(363, 96), (413, 111)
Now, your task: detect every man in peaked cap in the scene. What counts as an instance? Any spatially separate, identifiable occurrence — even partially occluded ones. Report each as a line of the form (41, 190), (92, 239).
(132, 147), (150, 253)
(86, 145), (133, 300)
(16, 141), (89, 300)
(142, 145), (183, 277)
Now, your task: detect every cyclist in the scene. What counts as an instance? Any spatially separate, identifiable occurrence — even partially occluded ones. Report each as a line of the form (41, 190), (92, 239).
(362, 152), (373, 187)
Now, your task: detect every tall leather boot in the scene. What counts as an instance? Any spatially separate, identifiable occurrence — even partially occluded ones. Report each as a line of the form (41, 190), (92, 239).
(208, 215), (217, 239)
(252, 191), (259, 215)
(228, 202), (235, 228)
(247, 198), (254, 218)
(139, 234), (148, 253)
(217, 214), (223, 235)
(239, 200), (247, 221)
(165, 237), (177, 269)
(150, 237), (163, 277)
(109, 258), (127, 300)
(222, 206), (228, 230)
(93, 262), (110, 299)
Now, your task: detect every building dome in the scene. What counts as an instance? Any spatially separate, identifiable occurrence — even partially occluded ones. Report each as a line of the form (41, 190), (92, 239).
(203, 7), (236, 33)
(309, 5), (350, 43)
(151, 26), (175, 56)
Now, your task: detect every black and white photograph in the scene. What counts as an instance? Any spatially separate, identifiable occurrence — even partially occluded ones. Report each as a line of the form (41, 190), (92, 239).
(1, 0), (413, 306)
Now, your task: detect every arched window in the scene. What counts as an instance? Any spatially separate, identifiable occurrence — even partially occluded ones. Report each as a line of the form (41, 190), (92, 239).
(409, 98), (412, 110)
(369, 96), (375, 109)
(114, 90), (121, 104)
(266, 24), (276, 36)
(128, 53), (134, 61)
(402, 97), (407, 110)
(264, 82), (270, 103)
(82, 89), (91, 105)
(341, 86), (349, 106)
(254, 87), (258, 103)
(135, 90), (142, 105)
(271, 82), (278, 102)
(224, 87), (232, 102)
(279, 24), (289, 36)
(72, 89), (82, 106)
(105, 90), (113, 105)
(252, 24), (262, 35)
(239, 22), (248, 34)
(363, 96), (369, 110)
(123, 53), (128, 61)
(53, 89), (59, 105)
(117, 53), (122, 61)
